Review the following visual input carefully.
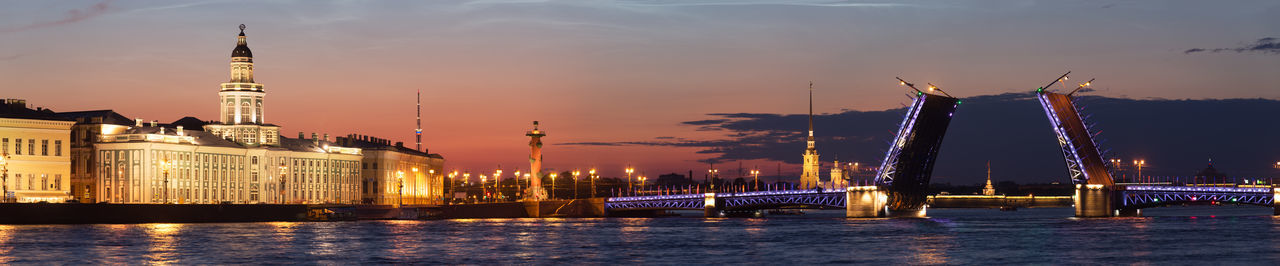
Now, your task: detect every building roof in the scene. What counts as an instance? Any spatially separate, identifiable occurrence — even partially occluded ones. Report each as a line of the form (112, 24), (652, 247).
(166, 116), (211, 130)
(0, 100), (74, 121)
(335, 134), (444, 159)
(53, 110), (133, 125)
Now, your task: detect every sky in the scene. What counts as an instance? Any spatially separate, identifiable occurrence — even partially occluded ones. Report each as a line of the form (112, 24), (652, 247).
(2, 0), (1277, 183)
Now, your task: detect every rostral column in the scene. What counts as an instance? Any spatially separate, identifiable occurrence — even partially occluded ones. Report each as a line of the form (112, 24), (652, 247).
(524, 121), (548, 201)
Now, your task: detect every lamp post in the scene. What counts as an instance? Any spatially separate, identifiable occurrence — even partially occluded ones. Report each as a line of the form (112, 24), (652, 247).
(638, 176), (647, 195)
(549, 173), (558, 200)
(1134, 159), (1145, 183)
(572, 170), (581, 199)
(1, 152), (9, 203)
(750, 169), (760, 191)
(625, 166), (635, 195)
(494, 169), (502, 201)
(1110, 159), (1123, 182)
(396, 171), (405, 207)
(514, 170), (521, 200)
(708, 168), (719, 192)
(427, 169), (435, 205)
(447, 171), (457, 205)
(464, 172), (473, 202)
(589, 168), (597, 198)
(278, 164), (288, 204)
(160, 158), (172, 204)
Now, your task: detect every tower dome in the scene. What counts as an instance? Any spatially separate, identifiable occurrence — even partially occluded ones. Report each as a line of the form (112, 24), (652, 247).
(231, 24), (252, 59)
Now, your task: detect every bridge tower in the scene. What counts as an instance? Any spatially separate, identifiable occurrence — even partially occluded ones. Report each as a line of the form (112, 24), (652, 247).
(860, 79), (960, 218)
(1034, 73), (1125, 217)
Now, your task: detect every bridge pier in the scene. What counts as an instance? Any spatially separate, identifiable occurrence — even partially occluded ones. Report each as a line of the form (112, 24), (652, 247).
(846, 186), (887, 218)
(703, 193), (723, 218)
(1074, 184), (1115, 217)
(1273, 187), (1280, 216)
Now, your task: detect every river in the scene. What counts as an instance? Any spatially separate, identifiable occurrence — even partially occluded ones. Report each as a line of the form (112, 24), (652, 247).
(2, 206), (1277, 264)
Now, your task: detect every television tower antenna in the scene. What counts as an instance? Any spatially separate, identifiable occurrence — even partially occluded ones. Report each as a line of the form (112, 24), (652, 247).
(416, 89), (422, 151)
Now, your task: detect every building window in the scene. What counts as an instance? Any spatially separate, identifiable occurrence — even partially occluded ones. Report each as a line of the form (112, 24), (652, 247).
(373, 163), (378, 169)
(14, 139), (21, 155)
(41, 140), (48, 156)
(55, 174), (62, 190)
(54, 140), (62, 156)
(2, 138), (7, 154)
(29, 140), (34, 156)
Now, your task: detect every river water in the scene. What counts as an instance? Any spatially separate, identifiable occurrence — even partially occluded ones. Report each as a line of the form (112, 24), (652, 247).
(1, 206), (1278, 264)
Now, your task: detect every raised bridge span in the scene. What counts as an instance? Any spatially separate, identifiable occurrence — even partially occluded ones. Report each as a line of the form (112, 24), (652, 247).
(1036, 73), (1278, 217)
(605, 91), (960, 218)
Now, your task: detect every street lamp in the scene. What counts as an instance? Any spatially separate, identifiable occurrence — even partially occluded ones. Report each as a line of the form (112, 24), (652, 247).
(638, 176), (647, 195)
(589, 168), (597, 198)
(447, 171), (457, 205)
(625, 166), (635, 195)
(494, 169), (502, 200)
(572, 170), (581, 199)
(0, 152), (10, 203)
(549, 173), (558, 199)
(463, 172), (473, 202)
(1134, 160), (1145, 183)
(708, 168), (719, 192)
(160, 158), (173, 204)
(396, 171), (405, 207)
(750, 169), (760, 191)
(278, 163), (288, 204)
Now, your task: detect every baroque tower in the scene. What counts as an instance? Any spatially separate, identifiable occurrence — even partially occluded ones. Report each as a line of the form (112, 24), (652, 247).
(983, 161), (996, 196)
(206, 24), (280, 146)
(799, 82), (821, 189)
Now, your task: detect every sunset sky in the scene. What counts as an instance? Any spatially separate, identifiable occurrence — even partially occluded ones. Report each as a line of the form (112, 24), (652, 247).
(3, 1), (1277, 182)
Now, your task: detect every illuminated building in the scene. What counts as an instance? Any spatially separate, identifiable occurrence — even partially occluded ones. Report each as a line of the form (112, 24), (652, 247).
(337, 134), (444, 205)
(0, 99), (75, 203)
(87, 25), (363, 204)
(204, 24), (280, 147)
(983, 161), (995, 196)
(800, 83), (820, 189)
(829, 159), (847, 188)
(54, 110), (131, 203)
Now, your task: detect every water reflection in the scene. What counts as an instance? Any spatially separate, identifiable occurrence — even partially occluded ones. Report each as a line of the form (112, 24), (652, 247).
(0, 225), (13, 264)
(144, 223), (182, 265)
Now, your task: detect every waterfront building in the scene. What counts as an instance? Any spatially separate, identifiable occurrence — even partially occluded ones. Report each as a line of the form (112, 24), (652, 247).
(0, 99), (75, 203)
(54, 110), (132, 203)
(87, 25), (364, 204)
(829, 159), (847, 188)
(337, 134), (444, 206)
(799, 83), (820, 189)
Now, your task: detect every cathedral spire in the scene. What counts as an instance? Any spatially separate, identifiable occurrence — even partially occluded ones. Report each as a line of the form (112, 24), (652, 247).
(808, 81), (814, 140)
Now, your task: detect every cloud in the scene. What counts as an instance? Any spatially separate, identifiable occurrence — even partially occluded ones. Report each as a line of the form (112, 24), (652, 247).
(1185, 37), (1280, 54)
(0, 1), (112, 33)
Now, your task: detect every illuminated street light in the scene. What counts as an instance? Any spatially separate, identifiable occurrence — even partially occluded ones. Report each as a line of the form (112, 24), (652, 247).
(0, 152), (9, 202)
(1134, 160), (1146, 183)
(625, 166), (635, 194)
(447, 171), (457, 205)
(572, 170), (581, 199)
(160, 158), (172, 204)
(396, 171), (405, 206)
(549, 172), (558, 199)
(278, 164), (288, 204)
(750, 169), (760, 191)
(589, 168), (598, 198)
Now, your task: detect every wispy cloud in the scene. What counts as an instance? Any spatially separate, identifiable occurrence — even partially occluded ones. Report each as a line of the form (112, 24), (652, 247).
(1185, 37), (1280, 54)
(0, 1), (112, 33)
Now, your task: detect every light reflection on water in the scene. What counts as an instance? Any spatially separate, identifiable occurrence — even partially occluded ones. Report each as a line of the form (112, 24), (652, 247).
(0, 206), (1278, 264)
